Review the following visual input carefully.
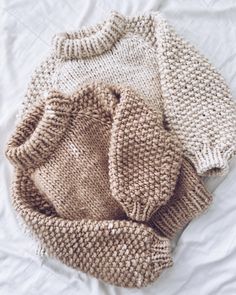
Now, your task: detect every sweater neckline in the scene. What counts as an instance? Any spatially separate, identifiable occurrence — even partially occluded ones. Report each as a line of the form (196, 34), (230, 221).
(53, 11), (127, 60)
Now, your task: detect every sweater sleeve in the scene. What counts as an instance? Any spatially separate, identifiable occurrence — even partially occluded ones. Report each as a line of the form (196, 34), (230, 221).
(12, 169), (172, 288)
(109, 89), (183, 222)
(150, 158), (212, 239)
(153, 13), (236, 176)
(18, 54), (59, 120)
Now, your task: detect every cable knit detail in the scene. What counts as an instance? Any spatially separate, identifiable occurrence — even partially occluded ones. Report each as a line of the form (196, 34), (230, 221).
(18, 11), (236, 176)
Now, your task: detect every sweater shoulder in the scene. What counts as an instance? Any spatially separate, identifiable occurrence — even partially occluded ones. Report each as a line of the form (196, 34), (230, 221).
(18, 52), (61, 119)
(126, 11), (202, 57)
(124, 12), (174, 50)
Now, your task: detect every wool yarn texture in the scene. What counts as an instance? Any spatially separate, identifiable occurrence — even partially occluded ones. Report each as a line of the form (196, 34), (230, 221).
(150, 158), (212, 238)
(6, 83), (212, 287)
(19, 11), (236, 176)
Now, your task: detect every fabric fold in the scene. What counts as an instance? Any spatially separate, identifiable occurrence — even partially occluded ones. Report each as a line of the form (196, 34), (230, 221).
(6, 82), (212, 287)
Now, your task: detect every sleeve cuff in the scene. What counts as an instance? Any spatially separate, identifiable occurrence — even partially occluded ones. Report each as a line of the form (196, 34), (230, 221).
(187, 145), (235, 176)
(120, 201), (159, 222)
(149, 158), (213, 239)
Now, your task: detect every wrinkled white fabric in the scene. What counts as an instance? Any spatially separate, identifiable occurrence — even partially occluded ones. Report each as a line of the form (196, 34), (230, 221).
(1, 0), (236, 294)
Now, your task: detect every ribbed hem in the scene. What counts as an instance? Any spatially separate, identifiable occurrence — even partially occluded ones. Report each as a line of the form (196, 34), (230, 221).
(121, 202), (157, 222)
(151, 186), (212, 239)
(188, 146), (235, 176)
(150, 159), (213, 239)
(151, 236), (173, 271)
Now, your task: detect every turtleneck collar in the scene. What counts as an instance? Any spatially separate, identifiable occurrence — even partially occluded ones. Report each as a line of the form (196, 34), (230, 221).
(52, 11), (127, 60)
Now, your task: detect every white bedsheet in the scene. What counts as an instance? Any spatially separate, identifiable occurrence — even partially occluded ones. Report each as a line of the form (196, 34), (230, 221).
(1, 0), (236, 294)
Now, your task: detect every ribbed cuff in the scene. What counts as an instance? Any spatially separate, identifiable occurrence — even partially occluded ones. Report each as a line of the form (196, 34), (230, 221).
(149, 159), (213, 239)
(119, 201), (158, 222)
(151, 235), (173, 272)
(188, 146), (235, 176)
(150, 186), (212, 239)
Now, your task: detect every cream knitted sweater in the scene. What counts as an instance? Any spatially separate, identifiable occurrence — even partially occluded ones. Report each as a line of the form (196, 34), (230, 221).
(19, 11), (236, 176)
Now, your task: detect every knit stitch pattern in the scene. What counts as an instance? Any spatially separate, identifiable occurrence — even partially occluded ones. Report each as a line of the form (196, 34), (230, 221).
(109, 89), (182, 221)
(18, 11), (236, 176)
(150, 158), (213, 238)
(12, 169), (171, 288)
(7, 83), (178, 288)
(7, 83), (183, 222)
(6, 83), (212, 287)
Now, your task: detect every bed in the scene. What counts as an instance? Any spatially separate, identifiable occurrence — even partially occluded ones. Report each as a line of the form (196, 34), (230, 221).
(1, 0), (236, 294)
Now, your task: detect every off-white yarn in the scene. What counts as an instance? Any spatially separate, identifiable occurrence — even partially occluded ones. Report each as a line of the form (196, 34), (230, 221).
(19, 11), (236, 176)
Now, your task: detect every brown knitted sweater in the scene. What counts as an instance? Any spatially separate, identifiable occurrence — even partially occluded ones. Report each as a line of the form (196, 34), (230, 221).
(150, 159), (212, 238)
(6, 83), (212, 287)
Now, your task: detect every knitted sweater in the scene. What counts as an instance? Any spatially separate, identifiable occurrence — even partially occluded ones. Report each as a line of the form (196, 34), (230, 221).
(12, 169), (171, 288)
(7, 83), (176, 288)
(7, 83), (183, 222)
(19, 11), (236, 176)
(6, 83), (212, 287)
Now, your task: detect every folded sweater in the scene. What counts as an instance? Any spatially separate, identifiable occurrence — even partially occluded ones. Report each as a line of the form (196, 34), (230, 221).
(19, 11), (236, 176)
(7, 83), (175, 288)
(7, 83), (183, 223)
(6, 83), (212, 287)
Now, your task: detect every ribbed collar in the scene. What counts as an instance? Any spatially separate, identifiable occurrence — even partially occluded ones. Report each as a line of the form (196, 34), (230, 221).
(52, 11), (127, 60)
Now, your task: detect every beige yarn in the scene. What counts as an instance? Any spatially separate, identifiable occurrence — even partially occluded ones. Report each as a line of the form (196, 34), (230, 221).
(150, 158), (212, 239)
(19, 11), (236, 176)
(7, 83), (178, 288)
(6, 83), (213, 286)
(12, 169), (171, 288)
(7, 83), (182, 222)
(6, 84), (211, 287)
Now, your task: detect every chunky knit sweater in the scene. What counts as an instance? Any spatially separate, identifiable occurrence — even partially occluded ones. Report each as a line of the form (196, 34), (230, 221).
(19, 11), (236, 176)
(6, 83), (212, 287)
(12, 169), (171, 288)
(9, 84), (183, 222)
